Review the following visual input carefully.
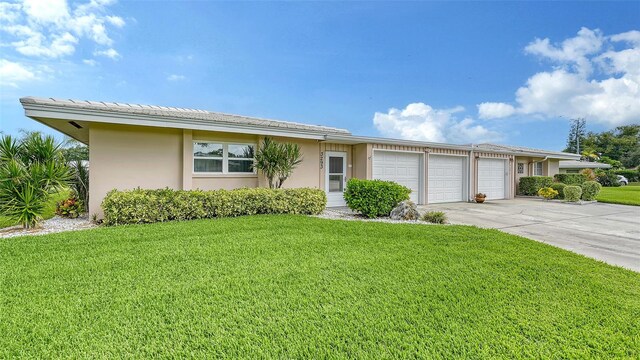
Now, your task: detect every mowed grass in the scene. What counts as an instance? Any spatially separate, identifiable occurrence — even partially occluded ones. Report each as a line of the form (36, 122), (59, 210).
(597, 185), (640, 206)
(0, 190), (70, 228)
(1, 216), (639, 358)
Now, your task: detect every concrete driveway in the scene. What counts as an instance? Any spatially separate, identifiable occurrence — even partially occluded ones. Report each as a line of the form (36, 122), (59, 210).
(421, 198), (640, 272)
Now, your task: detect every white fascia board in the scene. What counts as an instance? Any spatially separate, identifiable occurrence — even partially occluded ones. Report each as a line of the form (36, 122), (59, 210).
(324, 134), (472, 151)
(23, 106), (328, 140)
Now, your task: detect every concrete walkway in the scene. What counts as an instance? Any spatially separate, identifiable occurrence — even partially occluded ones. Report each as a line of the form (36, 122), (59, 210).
(420, 198), (640, 272)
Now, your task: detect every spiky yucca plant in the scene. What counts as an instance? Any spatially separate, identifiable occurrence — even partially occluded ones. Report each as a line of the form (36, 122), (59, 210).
(0, 133), (71, 228)
(253, 137), (303, 189)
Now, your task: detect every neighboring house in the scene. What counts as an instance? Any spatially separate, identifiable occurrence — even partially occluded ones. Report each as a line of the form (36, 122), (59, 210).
(559, 160), (611, 174)
(20, 97), (580, 216)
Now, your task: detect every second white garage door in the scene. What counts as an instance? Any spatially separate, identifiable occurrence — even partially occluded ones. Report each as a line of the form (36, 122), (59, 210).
(372, 151), (422, 203)
(428, 155), (465, 203)
(478, 158), (506, 200)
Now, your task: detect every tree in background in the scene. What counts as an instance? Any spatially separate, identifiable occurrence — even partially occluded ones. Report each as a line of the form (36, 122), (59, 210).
(564, 118), (586, 155)
(581, 125), (640, 168)
(0, 132), (71, 228)
(62, 137), (89, 162)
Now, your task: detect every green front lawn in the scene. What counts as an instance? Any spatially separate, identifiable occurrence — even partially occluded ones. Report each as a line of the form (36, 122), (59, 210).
(0, 190), (70, 228)
(597, 185), (640, 206)
(1, 216), (638, 358)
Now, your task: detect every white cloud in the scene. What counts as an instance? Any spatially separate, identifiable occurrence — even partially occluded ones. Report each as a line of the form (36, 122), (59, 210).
(106, 15), (124, 28)
(0, 59), (36, 86)
(525, 27), (604, 75)
(478, 28), (640, 127)
(167, 74), (186, 81)
(374, 102), (502, 144)
(21, 0), (70, 25)
(93, 48), (120, 59)
(0, 0), (125, 60)
(478, 102), (515, 119)
(82, 59), (97, 66)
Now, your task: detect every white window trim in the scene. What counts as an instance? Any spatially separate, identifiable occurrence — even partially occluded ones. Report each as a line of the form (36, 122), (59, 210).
(533, 162), (544, 176)
(193, 140), (256, 175)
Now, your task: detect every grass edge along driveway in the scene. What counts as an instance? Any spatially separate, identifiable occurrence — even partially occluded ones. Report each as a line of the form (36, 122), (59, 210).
(1, 215), (638, 358)
(597, 185), (640, 206)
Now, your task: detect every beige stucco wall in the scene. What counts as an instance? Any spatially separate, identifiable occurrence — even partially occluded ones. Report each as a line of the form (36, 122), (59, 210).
(271, 137), (321, 189)
(547, 159), (560, 177)
(89, 124), (324, 217)
(352, 144), (368, 180)
(89, 123), (183, 217)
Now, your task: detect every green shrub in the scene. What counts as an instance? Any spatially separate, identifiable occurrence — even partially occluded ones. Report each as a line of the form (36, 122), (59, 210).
(518, 176), (553, 196)
(344, 179), (410, 218)
(421, 211), (447, 224)
(596, 171), (621, 187)
(564, 186), (582, 202)
(56, 197), (83, 218)
(613, 169), (640, 182)
(550, 183), (567, 199)
(581, 181), (602, 201)
(538, 187), (558, 200)
(554, 173), (588, 185)
(0, 132), (71, 228)
(102, 187), (327, 225)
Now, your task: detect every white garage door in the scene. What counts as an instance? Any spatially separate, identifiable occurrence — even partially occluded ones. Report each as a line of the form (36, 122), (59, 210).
(428, 155), (465, 203)
(478, 158), (506, 200)
(372, 151), (422, 203)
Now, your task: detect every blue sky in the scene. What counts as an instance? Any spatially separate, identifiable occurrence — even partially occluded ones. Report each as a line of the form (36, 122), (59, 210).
(1, 1), (639, 151)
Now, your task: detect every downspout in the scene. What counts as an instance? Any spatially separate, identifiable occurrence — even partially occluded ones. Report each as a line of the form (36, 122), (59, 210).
(469, 145), (474, 201)
(532, 156), (550, 176)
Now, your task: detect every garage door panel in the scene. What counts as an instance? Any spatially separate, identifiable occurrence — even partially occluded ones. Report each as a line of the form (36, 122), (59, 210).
(428, 155), (465, 203)
(373, 151), (422, 203)
(478, 158), (506, 200)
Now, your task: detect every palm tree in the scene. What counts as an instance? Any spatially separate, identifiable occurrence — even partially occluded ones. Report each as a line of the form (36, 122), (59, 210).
(0, 133), (71, 228)
(253, 137), (303, 189)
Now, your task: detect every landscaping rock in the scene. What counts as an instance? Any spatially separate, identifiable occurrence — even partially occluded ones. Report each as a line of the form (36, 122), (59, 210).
(389, 201), (420, 220)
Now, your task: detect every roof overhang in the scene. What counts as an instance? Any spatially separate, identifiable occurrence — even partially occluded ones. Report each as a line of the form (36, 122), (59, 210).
(482, 149), (581, 160)
(324, 134), (472, 151)
(22, 102), (331, 144)
(559, 161), (612, 169)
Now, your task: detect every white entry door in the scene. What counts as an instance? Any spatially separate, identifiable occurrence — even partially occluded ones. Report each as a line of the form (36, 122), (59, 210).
(478, 158), (506, 200)
(428, 155), (465, 203)
(325, 152), (347, 207)
(372, 150), (422, 203)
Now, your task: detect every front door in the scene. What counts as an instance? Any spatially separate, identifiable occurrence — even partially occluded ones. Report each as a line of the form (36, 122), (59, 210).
(325, 152), (347, 207)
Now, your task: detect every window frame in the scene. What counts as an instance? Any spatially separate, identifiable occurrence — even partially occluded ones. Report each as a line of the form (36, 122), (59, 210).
(533, 162), (544, 176)
(193, 141), (256, 175)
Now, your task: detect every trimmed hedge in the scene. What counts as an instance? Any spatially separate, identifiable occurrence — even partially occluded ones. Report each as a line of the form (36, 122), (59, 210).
(564, 186), (582, 202)
(554, 173), (588, 186)
(613, 169), (640, 182)
(550, 183), (567, 199)
(344, 179), (410, 218)
(581, 181), (602, 201)
(518, 176), (553, 196)
(102, 187), (327, 225)
(596, 171), (621, 187)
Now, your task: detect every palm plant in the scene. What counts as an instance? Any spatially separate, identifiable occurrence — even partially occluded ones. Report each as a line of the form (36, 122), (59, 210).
(0, 133), (71, 228)
(70, 160), (89, 212)
(254, 137), (303, 189)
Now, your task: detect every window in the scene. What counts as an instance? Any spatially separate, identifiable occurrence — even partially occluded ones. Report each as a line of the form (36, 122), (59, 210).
(534, 162), (543, 176)
(566, 169), (579, 174)
(517, 163), (524, 174)
(193, 142), (255, 174)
